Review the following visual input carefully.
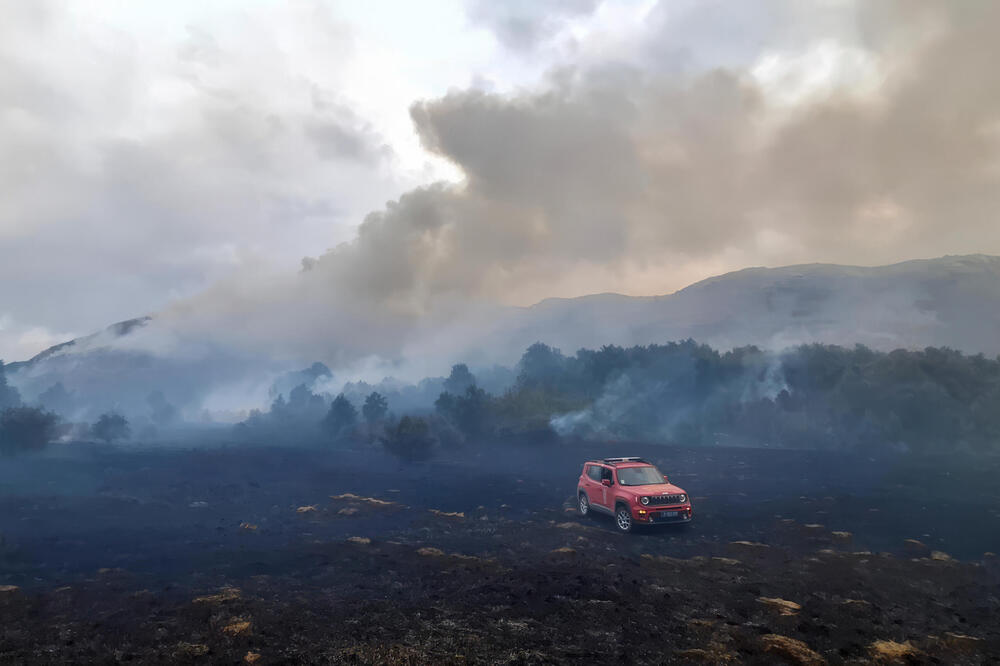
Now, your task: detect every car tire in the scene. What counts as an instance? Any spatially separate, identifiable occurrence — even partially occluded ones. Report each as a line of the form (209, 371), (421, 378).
(578, 492), (590, 517)
(615, 504), (633, 533)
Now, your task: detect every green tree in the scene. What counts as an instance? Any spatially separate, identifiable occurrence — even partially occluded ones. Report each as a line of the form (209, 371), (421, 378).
(436, 385), (492, 439)
(269, 394), (288, 422)
(92, 412), (130, 443)
(443, 363), (476, 395)
(382, 416), (434, 462)
(324, 393), (358, 438)
(362, 392), (388, 425)
(516, 343), (567, 390)
(288, 384), (327, 419)
(0, 407), (58, 454)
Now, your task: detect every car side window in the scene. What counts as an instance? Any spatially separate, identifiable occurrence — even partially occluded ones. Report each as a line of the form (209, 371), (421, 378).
(587, 465), (602, 481)
(601, 466), (613, 484)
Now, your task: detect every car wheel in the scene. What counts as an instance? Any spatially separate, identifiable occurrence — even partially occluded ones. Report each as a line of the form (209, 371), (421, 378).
(578, 493), (590, 516)
(615, 505), (633, 533)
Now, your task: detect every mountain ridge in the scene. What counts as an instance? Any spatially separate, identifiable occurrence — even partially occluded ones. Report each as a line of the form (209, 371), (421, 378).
(497, 253), (1000, 358)
(14, 254), (1000, 368)
(7, 254), (1000, 419)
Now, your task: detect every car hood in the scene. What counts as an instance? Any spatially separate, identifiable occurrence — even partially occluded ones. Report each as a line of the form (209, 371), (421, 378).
(628, 483), (687, 496)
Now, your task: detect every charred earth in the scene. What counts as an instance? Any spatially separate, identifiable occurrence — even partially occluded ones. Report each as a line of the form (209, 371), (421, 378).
(0, 442), (998, 664)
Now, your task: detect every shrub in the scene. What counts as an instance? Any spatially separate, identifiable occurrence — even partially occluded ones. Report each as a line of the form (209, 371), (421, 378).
(0, 407), (59, 454)
(92, 412), (131, 443)
(382, 416), (434, 462)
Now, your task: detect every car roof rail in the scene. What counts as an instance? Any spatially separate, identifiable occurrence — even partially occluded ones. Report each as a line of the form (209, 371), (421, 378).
(601, 456), (649, 464)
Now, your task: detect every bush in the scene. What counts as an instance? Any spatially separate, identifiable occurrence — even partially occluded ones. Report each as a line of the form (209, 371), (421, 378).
(382, 416), (434, 462)
(0, 407), (59, 454)
(92, 412), (130, 443)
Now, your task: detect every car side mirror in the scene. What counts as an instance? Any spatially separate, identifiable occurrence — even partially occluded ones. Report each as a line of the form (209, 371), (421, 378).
(601, 479), (612, 487)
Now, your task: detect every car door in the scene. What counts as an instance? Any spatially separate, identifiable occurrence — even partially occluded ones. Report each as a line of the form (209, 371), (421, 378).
(580, 464), (595, 503)
(596, 465), (614, 510)
(583, 464), (604, 508)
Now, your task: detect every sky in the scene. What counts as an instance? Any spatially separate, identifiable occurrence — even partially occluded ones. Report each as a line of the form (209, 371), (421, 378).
(2, 0), (1000, 363)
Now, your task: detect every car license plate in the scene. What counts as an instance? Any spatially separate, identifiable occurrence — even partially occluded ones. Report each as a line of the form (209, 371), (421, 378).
(661, 511), (678, 519)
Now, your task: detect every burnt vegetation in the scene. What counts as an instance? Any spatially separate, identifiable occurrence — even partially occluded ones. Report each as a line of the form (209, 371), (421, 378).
(0, 442), (997, 663)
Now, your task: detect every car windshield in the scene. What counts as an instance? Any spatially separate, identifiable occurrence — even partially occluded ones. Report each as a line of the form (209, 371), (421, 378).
(617, 466), (667, 486)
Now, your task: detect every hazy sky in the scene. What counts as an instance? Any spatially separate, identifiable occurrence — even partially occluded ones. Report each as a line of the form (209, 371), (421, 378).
(2, 0), (999, 362)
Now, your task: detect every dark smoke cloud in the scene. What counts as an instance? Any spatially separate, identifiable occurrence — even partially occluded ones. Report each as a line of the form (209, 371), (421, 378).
(291, 2), (1000, 310)
(149, 2), (1000, 374)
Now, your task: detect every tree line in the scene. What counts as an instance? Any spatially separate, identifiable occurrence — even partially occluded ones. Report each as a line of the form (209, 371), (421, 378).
(235, 341), (1000, 459)
(0, 360), (132, 454)
(6, 340), (1000, 457)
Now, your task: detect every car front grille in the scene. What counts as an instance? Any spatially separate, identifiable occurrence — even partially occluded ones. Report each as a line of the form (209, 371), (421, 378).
(648, 494), (685, 506)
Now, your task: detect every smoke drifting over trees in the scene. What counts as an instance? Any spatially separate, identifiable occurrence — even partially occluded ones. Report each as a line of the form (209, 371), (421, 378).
(226, 340), (1000, 461)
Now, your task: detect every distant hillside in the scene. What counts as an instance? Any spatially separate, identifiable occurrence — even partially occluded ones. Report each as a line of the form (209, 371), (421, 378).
(8, 254), (1000, 420)
(496, 254), (1000, 357)
(6, 317), (152, 374)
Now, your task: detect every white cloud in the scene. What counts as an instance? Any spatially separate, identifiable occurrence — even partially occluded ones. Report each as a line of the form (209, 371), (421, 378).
(0, 315), (78, 363)
(0, 0), (451, 358)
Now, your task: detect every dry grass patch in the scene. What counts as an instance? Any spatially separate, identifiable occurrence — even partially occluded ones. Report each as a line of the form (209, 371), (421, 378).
(428, 509), (465, 519)
(223, 619), (252, 636)
(193, 587), (241, 604)
(330, 493), (398, 507)
(417, 547), (445, 557)
(869, 639), (920, 662)
(757, 597), (802, 616)
(760, 634), (826, 665)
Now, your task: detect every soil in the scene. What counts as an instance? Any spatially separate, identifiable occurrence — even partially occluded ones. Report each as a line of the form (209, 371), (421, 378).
(0, 441), (998, 664)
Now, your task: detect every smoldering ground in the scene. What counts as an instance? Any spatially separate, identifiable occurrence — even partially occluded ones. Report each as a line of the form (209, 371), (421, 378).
(0, 439), (998, 662)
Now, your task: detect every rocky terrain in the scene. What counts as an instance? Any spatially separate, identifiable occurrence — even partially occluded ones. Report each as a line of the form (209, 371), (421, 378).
(0, 442), (998, 664)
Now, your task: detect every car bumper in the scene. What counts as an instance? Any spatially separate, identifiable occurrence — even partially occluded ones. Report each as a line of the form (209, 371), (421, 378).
(633, 506), (693, 524)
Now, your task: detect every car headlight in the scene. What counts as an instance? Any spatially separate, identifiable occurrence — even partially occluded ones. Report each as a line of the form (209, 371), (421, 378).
(640, 496), (649, 505)
(679, 494), (687, 503)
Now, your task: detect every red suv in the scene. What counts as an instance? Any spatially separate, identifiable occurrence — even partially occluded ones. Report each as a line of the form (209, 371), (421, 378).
(577, 457), (692, 532)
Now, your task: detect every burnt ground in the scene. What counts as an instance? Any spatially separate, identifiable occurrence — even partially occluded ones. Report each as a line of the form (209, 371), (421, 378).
(0, 441), (998, 664)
